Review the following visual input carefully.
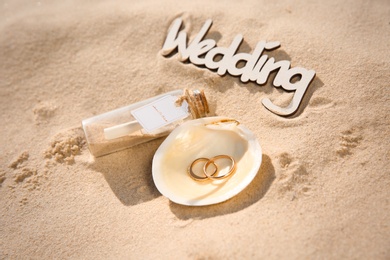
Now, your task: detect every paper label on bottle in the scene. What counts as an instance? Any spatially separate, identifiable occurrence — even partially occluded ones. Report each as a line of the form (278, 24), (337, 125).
(131, 95), (189, 133)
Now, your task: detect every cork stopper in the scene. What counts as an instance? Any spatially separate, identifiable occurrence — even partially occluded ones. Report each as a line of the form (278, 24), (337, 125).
(176, 89), (210, 119)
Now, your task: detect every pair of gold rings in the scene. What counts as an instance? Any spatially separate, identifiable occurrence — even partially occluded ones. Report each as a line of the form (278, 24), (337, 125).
(187, 155), (236, 181)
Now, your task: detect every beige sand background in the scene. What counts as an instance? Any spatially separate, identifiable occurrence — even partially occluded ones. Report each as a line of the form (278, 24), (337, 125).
(1, 0), (389, 259)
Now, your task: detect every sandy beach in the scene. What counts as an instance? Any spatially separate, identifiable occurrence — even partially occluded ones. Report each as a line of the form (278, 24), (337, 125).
(1, 0), (389, 258)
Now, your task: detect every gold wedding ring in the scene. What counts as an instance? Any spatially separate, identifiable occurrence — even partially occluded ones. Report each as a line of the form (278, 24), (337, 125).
(203, 155), (236, 180)
(187, 155), (236, 182)
(188, 158), (218, 181)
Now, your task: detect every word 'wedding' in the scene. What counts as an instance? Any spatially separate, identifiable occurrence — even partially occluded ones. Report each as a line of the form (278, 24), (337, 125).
(161, 18), (316, 116)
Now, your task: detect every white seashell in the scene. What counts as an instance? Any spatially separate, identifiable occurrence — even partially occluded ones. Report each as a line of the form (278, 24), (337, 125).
(152, 116), (262, 206)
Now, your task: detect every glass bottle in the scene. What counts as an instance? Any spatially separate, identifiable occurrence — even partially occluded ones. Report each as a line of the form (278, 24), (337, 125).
(82, 89), (210, 157)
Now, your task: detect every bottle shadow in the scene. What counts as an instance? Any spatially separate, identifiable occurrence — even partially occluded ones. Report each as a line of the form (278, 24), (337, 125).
(169, 154), (275, 220)
(88, 139), (164, 206)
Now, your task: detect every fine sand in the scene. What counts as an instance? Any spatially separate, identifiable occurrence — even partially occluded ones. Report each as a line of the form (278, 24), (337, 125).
(1, 0), (389, 259)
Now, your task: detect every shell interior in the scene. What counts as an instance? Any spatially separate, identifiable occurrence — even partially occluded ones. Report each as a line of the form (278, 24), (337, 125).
(152, 117), (262, 206)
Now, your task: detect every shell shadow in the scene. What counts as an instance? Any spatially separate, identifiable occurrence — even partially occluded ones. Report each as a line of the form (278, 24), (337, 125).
(169, 154), (275, 220)
(88, 139), (163, 206)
